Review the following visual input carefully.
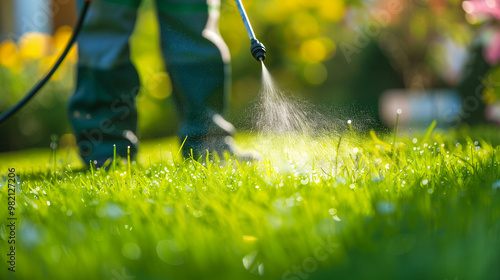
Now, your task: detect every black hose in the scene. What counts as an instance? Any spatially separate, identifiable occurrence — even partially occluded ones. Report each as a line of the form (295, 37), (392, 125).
(0, 0), (92, 126)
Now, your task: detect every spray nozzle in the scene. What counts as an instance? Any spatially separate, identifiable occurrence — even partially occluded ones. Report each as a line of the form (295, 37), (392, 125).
(251, 39), (266, 62)
(234, 0), (266, 62)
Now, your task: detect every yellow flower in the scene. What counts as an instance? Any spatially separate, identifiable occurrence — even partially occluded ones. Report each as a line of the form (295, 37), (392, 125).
(318, 0), (345, 22)
(0, 40), (23, 72)
(19, 32), (52, 60)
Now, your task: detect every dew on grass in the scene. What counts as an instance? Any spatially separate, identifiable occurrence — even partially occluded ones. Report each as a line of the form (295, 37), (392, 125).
(422, 179), (429, 185)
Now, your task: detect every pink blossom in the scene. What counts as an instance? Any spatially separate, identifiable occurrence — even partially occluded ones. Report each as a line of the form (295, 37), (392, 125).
(463, 0), (500, 19)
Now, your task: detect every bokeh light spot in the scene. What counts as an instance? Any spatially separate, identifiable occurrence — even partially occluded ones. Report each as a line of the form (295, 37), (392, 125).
(0, 40), (22, 72)
(148, 72), (172, 99)
(304, 62), (327, 85)
(19, 32), (52, 60)
(122, 242), (142, 260)
(300, 39), (327, 63)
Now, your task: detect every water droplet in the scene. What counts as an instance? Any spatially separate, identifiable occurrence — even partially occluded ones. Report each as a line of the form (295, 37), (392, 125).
(97, 203), (124, 220)
(156, 240), (184, 265)
(163, 205), (174, 215)
(492, 180), (500, 189)
(258, 263), (264, 276)
(336, 177), (346, 184)
(377, 201), (395, 215)
(422, 179), (428, 185)
(396, 109), (402, 114)
(122, 242), (141, 260)
(193, 210), (203, 218)
(242, 251), (258, 270)
(412, 138), (418, 144)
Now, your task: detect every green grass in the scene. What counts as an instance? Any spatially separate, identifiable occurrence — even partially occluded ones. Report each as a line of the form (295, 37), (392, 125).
(1, 127), (500, 280)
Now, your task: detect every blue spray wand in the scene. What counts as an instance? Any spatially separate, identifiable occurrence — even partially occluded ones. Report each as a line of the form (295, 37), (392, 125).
(234, 0), (266, 61)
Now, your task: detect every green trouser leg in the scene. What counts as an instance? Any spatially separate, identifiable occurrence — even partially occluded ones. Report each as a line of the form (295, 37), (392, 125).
(69, 0), (234, 163)
(155, 0), (235, 156)
(68, 0), (141, 164)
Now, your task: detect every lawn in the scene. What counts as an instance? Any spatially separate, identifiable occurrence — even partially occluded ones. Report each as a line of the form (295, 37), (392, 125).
(1, 127), (500, 280)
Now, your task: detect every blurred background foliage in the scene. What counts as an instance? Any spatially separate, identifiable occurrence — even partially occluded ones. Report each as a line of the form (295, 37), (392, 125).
(0, 0), (496, 152)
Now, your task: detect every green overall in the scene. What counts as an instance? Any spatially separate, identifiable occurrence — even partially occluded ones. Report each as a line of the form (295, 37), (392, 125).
(68, 0), (233, 164)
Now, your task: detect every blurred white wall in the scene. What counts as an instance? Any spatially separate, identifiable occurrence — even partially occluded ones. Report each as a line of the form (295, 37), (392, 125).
(14, 0), (53, 36)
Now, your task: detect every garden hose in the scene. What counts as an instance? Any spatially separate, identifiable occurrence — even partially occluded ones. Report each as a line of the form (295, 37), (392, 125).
(0, 0), (92, 127)
(234, 0), (266, 61)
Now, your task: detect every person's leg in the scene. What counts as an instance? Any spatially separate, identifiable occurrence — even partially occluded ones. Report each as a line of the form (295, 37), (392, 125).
(68, 0), (141, 165)
(155, 0), (237, 158)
